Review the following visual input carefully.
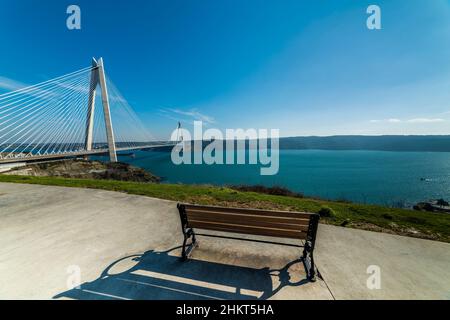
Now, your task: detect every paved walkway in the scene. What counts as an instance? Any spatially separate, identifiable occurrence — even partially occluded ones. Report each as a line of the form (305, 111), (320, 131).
(0, 183), (449, 300)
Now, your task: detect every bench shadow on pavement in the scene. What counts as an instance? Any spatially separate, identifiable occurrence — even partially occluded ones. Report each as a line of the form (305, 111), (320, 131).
(54, 247), (310, 300)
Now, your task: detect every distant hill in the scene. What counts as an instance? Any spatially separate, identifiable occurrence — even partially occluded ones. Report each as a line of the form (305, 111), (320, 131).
(279, 135), (450, 152)
(172, 135), (450, 152)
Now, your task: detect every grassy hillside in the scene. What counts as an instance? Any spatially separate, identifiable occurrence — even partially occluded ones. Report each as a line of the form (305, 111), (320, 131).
(1, 174), (449, 242)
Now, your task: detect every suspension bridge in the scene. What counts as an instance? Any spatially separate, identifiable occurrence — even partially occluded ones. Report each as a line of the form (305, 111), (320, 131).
(0, 58), (178, 165)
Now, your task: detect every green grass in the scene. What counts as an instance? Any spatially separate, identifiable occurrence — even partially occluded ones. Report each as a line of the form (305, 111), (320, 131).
(1, 174), (449, 242)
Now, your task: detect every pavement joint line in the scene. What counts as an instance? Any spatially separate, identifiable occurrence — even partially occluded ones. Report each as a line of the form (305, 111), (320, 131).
(316, 267), (336, 300)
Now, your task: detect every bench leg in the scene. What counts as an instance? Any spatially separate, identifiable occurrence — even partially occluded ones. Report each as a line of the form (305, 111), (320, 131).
(302, 243), (316, 282)
(181, 228), (198, 261)
(303, 214), (319, 282)
(309, 251), (316, 282)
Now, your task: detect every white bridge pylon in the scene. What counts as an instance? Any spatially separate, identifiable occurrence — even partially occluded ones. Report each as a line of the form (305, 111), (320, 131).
(0, 57), (176, 164)
(85, 58), (117, 162)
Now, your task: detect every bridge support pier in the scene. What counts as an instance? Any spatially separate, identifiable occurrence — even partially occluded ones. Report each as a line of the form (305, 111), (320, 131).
(84, 57), (117, 162)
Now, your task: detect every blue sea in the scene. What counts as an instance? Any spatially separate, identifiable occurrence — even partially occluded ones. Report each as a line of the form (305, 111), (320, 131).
(98, 150), (450, 207)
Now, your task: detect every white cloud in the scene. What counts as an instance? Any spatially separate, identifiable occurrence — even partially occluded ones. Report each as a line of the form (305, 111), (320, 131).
(369, 118), (401, 123)
(370, 117), (445, 124)
(406, 118), (445, 123)
(0, 76), (28, 92)
(160, 107), (216, 125)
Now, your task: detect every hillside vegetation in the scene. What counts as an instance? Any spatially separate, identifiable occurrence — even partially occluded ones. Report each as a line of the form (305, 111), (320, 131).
(2, 160), (160, 182)
(0, 175), (449, 242)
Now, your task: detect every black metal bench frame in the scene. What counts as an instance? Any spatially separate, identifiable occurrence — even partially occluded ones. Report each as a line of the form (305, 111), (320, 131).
(177, 203), (320, 282)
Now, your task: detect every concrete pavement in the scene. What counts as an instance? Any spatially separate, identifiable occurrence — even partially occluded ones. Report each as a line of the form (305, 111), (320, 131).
(0, 182), (449, 299)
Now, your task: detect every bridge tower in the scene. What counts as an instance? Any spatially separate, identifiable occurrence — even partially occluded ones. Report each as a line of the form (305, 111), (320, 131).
(84, 57), (117, 162)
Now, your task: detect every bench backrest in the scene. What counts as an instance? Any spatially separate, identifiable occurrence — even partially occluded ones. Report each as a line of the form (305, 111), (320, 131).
(179, 204), (318, 240)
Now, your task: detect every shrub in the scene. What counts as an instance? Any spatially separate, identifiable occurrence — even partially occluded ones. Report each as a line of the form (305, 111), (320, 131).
(318, 206), (336, 218)
(229, 184), (303, 198)
(341, 219), (350, 227)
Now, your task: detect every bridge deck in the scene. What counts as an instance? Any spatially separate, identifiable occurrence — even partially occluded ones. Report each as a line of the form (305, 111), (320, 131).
(0, 143), (176, 164)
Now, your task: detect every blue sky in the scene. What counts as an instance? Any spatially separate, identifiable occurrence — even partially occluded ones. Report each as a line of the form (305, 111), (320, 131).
(1, 0), (450, 139)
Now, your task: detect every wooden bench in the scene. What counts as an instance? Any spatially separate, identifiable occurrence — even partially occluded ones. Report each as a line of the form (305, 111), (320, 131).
(177, 203), (320, 281)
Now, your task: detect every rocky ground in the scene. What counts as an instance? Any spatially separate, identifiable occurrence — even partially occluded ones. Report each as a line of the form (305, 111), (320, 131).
(1, 159), (160, 183)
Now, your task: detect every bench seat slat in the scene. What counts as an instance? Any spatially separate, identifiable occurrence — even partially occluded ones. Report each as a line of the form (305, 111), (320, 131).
(184, 205), (313, 220)
(187, 210), (310, 225)
(187, 212), (309, 231)
(188, 219), (307, 240)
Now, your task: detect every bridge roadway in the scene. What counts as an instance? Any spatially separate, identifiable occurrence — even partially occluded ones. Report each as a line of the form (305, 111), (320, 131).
(0, 143), (176, 164)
